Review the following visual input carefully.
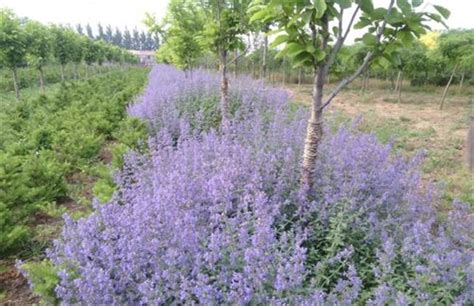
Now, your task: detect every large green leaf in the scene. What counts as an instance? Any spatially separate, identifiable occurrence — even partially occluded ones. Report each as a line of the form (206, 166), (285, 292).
(335, 0), (352, 9)
(362, 33), (377, 45)
(433, 5), (450, 19)
(397, 0), (411, 15)
(314, 0), (328, 18)
(412, 0), (423, 8)
(270, 34), (289, 47)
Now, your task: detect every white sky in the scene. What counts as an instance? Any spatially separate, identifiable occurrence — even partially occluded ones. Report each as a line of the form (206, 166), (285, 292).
(0, 0), (473, 34)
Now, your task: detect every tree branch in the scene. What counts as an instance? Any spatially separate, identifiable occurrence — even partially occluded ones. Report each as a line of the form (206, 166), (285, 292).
(319, 0), (396, 112)
(325, 4), (360, 70)
(226, 46), (249, 66)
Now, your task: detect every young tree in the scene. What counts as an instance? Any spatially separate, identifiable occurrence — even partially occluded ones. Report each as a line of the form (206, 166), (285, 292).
(251, 0), (449, 188)
(149, 0), (205, 72)
(0, 9), (27, 100)
(438, 29), (474, 109)
(51, 26), (75, 81)
(200, 0), (251, 127)
(70, 34), (85, 79)
(24, 20), (52, 93)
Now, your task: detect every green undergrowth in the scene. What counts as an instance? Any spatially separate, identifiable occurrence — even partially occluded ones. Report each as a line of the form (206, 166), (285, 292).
(0, 68), (149, 258)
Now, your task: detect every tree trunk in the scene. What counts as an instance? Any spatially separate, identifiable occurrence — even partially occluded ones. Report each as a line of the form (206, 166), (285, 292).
(394, 70), (401, 92)
(39, 66), (45, 94)
(12, 68), (20, 101)
(397, 72), (403, 103)
(459, 71), (465, 90)
(234, 50), (239, 77)
(262, 33), (268, 79)
(301, 67), (325, 188)
(74, 64), (79, 80)
(220, 50), (230, 128)
(439, 64), (458, 110)
(298, 68), (303, 87)
(467, 114), (474, 172)
(60, 64), (65, 82)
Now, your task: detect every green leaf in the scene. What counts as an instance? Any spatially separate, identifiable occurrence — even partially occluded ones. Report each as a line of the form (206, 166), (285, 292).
(286, 42), (307, 57)
(412, 0), (423, 8)
(335, 0), (352, 9)
(250, 9), (269, 23)
(362, 33), (377, 45)
(301, 9), (314, 25)
(314, 49), (326, 61)
(354, 17), (371, 29)
(314, 0), (328, 18)
(359, 0), (374, 13)
(270, 34), (289, 47)
(397, 0), (411, 14)
(433, 5), (450, 19)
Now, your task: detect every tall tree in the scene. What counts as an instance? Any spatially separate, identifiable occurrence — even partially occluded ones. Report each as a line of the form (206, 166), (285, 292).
(132, 28), (141, 49)
(25, 20), (52, 93)
(200, 0), (251, 128)
(86, 23), (94, 39)
(123, 28), (132, 49)
(139, 31), (147, 50)
(0, 9), (27, 100)
(114, 27), (123, 47)
(97, 23), (105, 40)
(105, 25), (113, 43)
(76, 23), (84, 35)
(250, 0), (450, 188)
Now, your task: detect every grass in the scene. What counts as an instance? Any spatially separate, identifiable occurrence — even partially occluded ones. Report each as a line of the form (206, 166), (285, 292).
(288, 79), (474, 208)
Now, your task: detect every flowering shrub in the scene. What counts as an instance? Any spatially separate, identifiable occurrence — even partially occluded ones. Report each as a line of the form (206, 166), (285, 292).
(33, 65), (472, 304)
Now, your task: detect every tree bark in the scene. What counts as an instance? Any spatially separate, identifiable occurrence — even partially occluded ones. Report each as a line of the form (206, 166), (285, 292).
(60, 64), (65, 82)
(262, 32), (268, 79)
(459, 71), (465, 90)
(439, 64), (458, 110)
(467, 114), (474, 172)
(397, 72), (403, 103)
(301, 67), (325, 188)
(39, 66), (45, 94)
(394, 70), (401, 92)
(298, 68), (303, 87)
(220, 50), (230, 128)
(12, 68), (20, 101)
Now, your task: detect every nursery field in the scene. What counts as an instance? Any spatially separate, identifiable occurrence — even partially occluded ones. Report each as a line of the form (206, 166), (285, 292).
(0, 65), (470, 305)
(0, 66), (149, 304)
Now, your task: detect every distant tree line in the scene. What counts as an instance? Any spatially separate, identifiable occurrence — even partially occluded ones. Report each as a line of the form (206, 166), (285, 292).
(75, 23), (160, 51)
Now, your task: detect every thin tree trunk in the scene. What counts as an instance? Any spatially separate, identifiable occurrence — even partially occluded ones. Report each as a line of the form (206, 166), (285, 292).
(39, 66), (45, 94)
(74, 64), (79, 80)
(60, 64), (65, 82)
(439, 64), (458, 110)
(220, 50), (230, 128)
(262, 32), (268, 79)
(397, 72), (403, 103)
(394, 70), (401, 92)
(298, 68), (303, 87)
(234, 50), (239, 77)
(459, 71), (465, 90)
(12, 68), (20, 101)
(467, 113), (474, 172)
(301, 67), (325, 188)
